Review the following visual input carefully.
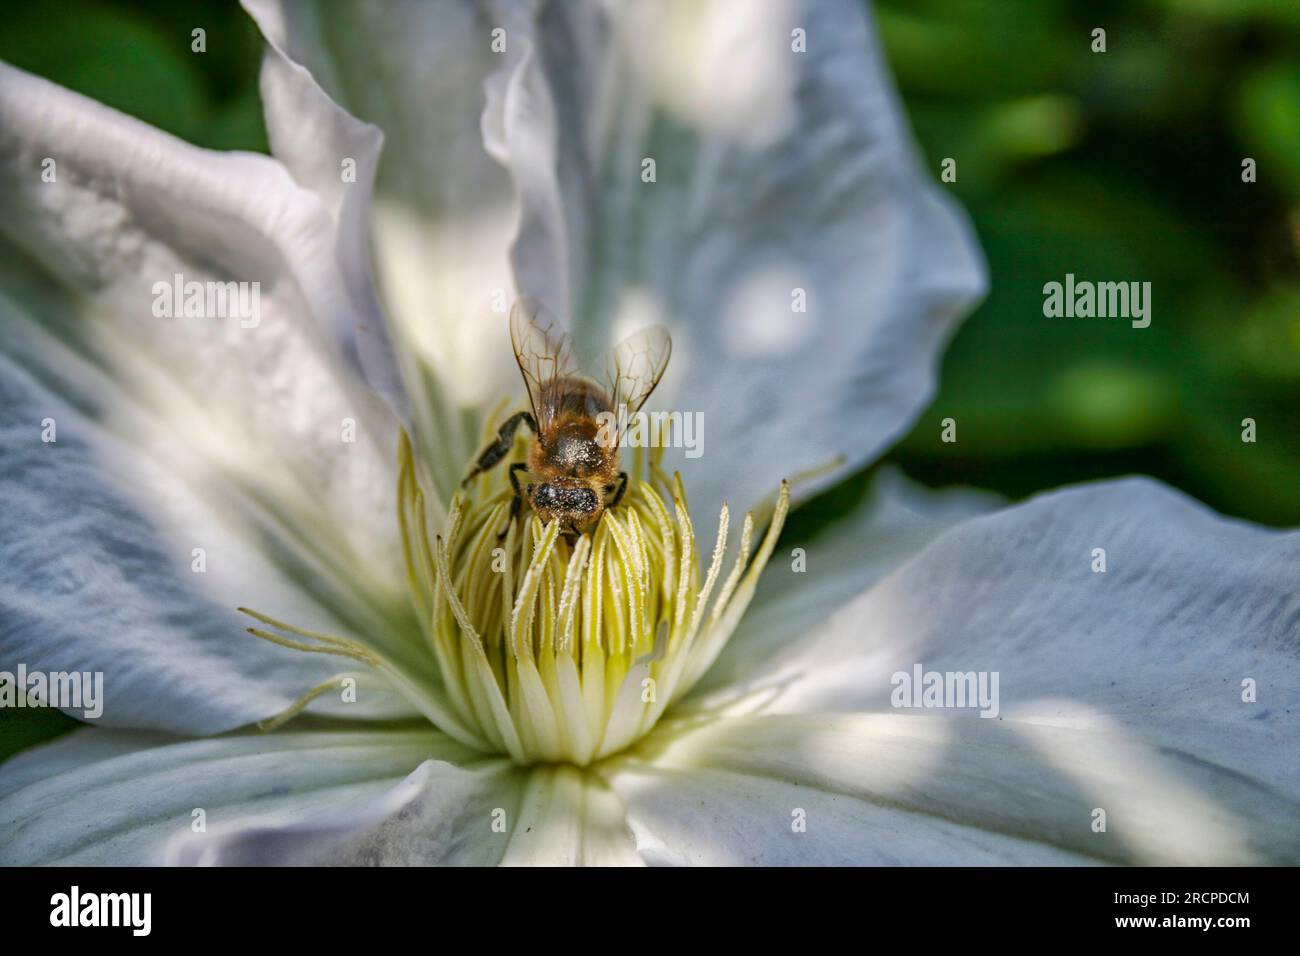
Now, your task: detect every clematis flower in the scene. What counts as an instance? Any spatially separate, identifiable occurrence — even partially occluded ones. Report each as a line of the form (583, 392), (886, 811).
(1, 0), (1298, 866)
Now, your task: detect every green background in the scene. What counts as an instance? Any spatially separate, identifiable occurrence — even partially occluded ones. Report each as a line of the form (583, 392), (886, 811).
(2, 0), (1298, 759)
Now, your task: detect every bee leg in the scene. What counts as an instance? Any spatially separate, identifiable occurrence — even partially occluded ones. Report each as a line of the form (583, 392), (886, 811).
(498, 462), (529, 539)
(463, 411), (537, 487)
(608, 471), (629, 508)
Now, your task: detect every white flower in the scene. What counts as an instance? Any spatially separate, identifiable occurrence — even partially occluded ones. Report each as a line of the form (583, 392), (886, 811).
(1, 0), (1297, 866)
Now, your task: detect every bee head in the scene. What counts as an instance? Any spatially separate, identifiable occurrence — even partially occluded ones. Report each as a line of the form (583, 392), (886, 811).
(528, 480), (603, 532)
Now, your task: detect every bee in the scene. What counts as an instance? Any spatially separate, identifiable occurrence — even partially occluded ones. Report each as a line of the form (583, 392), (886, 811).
(462, 300), (672, 538)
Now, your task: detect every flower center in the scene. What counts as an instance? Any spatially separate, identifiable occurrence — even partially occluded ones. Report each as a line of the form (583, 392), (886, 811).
(402, 423), (790, 766)
(245, 426), (787, 767)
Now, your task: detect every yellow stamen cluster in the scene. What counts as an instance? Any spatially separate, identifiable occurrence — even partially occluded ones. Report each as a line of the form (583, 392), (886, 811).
(399, 433), (788, 766)
(244, 423), (788, 768)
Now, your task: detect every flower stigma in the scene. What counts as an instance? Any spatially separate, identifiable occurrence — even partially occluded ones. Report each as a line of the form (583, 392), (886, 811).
(244, 420), (789, 767)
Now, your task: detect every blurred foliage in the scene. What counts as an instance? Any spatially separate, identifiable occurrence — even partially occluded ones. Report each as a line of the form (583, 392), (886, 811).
(0, 0), (267, 153)
(874, 0), (1300, 527)
(1, 0), (1298, 756)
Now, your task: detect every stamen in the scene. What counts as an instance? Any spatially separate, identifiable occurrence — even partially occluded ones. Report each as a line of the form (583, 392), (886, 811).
(238, 607), (377, 665)
(244, 427), (789, 767)
(238, 607), (492, 752)
(257, 673), (357, 731)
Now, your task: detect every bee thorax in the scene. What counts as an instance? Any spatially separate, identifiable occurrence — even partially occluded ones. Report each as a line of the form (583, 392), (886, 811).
(546, 425), (606, 473)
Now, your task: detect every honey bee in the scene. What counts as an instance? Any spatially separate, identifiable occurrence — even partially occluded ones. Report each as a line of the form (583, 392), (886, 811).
(463, 300), (672, 538)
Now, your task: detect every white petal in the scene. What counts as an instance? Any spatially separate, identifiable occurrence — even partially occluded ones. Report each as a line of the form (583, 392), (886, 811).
(0, 63), (427, 728)
(498, 765), (643, 866)
(168, 754), (521, 866)
(0, 286), (354, 731)
(689, 466), (1000, 701)
(1, 723), (640, 865)
(242, 0), (523, 491)
(0, 727), (454, 865)
(604, 712), (1300, 864)
(0, 728), (180, 802)
(175, 758), (642, 866)
(482, 0), (986, 521)
(0, 60), (404, 482)
(691, 478), (1300, 798)
(242, 0), (408, 422)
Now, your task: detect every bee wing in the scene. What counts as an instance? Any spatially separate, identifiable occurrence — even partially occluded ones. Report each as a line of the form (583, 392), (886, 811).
(602, 324), (672, 418)
(510, 299), (576, 432)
